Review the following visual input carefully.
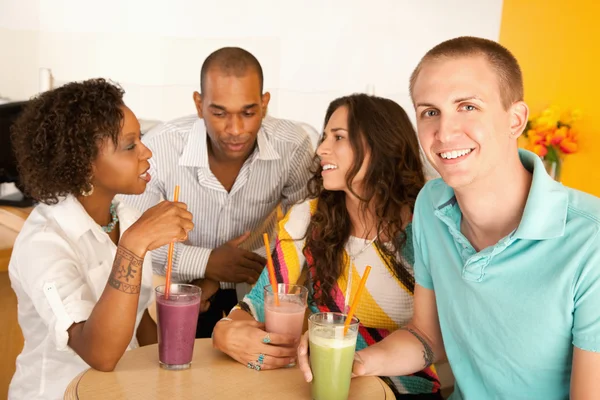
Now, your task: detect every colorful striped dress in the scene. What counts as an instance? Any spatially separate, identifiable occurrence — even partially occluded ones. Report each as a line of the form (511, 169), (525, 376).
(238, 199), (441, 396)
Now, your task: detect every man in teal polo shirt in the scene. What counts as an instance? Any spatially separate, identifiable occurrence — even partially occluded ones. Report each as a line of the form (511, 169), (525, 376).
(347, 37), (600, 399)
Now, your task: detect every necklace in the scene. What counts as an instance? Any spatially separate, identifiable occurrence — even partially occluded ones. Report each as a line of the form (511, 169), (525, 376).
(344, 232), (379, 311)
(101, 203), (119, 233)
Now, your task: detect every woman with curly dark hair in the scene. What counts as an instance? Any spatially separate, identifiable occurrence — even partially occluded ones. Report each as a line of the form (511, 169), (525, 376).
(213, 93), (443, 398)
(8, 78), (194, 399)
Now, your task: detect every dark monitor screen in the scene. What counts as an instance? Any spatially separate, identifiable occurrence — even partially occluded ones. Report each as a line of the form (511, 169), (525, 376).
(0, 101), (28, 183)
(0, 101), (35, 207)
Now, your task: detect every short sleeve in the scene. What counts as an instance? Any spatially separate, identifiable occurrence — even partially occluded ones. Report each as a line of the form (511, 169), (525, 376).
(12, 230), (96, 352)
(233, 200), (312, 321)
(572, 233), (600, 352)
(239, 268), (272, 322)
(412, 192), (434, 290)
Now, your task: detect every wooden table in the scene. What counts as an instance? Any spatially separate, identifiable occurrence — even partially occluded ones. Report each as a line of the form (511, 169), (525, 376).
(64, 339), (394, 399)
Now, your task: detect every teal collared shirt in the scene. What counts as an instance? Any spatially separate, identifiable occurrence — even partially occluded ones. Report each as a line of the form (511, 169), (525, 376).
(413, 150), (600, 399)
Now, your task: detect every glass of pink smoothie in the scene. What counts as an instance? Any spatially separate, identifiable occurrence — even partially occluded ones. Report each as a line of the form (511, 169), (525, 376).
(155, 284), (201, 370)
(264, 284), (308, 342)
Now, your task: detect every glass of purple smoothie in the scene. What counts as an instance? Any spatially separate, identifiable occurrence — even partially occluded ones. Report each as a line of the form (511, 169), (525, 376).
(155, 284), (201, 370)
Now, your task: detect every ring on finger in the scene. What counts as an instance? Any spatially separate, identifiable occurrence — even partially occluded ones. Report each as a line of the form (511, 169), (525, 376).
(262, 333), (271, 344)
(257, 353), (265, 365)
(247, 361), (261, 371)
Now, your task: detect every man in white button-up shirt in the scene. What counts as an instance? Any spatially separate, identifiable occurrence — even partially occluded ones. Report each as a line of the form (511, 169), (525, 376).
(121, 47), (315, 337)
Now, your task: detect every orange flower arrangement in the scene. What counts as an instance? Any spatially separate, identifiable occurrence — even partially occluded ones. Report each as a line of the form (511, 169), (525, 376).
(522, 107), (582, 180)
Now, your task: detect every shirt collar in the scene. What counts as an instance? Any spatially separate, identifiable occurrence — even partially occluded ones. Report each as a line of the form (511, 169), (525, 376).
(513, 149), (568, 240)
(434, 149), (568, 240)
(51, 195), (138, 244)
(178, 118), (280, 168)
(255, 122), (281, 161)
(179, 118), (209, 168)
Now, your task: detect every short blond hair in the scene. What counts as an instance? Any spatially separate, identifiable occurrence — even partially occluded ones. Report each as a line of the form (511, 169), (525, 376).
(409, 36), (523, 110)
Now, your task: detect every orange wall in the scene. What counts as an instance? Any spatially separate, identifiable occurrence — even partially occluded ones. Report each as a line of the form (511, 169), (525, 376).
(499, 0), (600, 196)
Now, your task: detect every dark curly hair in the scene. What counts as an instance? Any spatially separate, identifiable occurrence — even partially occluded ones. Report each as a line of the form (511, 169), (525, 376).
(11, 78), (125, 204)
(304, 93), (425, 306)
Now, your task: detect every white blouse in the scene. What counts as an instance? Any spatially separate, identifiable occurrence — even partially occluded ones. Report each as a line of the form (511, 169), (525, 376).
(8, 195), (154, 400)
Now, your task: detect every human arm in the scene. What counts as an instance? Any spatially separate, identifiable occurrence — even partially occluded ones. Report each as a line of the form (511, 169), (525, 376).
(66, 201), (193, 371)
(212, 202), (311, 369)
(351, 284), (445, 376)
(136, 309), (158, 346)
(189, 278), (220, 313)
(124, 183), (266, 285)
(297, 284), (445, 381)
(570, 233), (600, 399)
(211, 269), (299, 370)
(571, 347), (600, 400)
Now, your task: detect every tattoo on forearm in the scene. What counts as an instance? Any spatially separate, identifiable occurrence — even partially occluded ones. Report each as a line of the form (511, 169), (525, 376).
(108, 247), (143, 294)
(402, 327), (434, 368)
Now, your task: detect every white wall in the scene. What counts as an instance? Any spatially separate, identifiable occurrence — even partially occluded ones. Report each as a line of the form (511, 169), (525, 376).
(1, 0), (504, 132)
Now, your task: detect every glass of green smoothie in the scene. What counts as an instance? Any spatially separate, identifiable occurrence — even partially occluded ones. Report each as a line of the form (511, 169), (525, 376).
(308, 312), (360, 400)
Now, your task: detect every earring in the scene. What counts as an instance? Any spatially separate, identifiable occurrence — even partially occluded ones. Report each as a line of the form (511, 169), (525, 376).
(82, 183), (94, 197)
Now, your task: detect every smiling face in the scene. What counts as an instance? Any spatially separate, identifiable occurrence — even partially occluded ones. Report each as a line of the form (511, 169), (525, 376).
(316, 105), (371, 194)
(91, 105), (152, 195)
(412, 55), (526, 190)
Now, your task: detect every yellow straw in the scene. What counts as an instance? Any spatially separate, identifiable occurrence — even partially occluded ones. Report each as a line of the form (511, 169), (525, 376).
(343, 265), (372, 335)
(263, 233), (280, 306)
(164, 185), (180, 299)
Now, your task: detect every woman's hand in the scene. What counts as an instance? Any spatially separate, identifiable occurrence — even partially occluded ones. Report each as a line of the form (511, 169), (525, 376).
(213, 319), (299, 370)
(122, 200), (194, 256)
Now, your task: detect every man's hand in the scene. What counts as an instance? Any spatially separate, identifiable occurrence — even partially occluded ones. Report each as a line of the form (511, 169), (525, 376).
(297, 331), (368, 383)
(205, 232), (267, 284)
(190, 278), (220, 313)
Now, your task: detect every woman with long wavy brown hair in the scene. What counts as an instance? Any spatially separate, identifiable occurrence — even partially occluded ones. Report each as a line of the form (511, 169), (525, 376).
(213, 93), (443, 398)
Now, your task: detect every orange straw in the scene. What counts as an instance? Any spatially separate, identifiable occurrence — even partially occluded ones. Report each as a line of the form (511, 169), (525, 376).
(263, 233), (280, 306)
(343, 265), (372, 335)
(164, 185), (180, 299)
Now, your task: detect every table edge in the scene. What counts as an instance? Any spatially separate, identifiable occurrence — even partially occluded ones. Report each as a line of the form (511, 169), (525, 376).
(64, 357), (395, 399)
(64, 369), (89, 399)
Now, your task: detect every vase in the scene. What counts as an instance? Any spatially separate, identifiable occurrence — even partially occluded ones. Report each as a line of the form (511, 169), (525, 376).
(543, 157), (562, 181)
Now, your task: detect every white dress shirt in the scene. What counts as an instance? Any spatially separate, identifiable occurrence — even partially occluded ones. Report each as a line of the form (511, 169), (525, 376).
(8, 196), (154, 400)
(120, 114), (314, 295)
